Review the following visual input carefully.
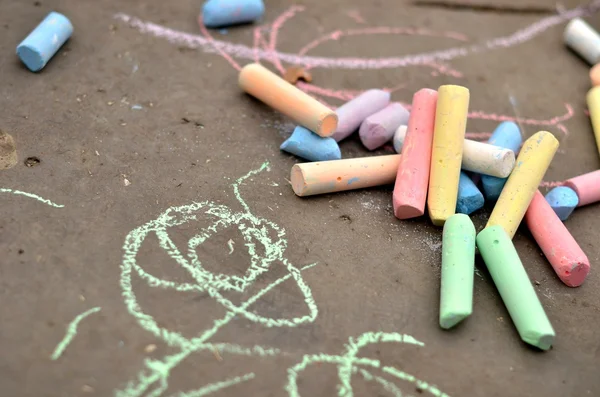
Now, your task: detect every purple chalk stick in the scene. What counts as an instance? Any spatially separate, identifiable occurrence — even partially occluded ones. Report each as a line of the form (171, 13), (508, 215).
(332, 89), (391, 142)
(359, 103), (409, 150)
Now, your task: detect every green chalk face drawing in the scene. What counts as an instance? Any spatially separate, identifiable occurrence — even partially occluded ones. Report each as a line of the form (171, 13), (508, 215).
(118, 162), (451, 397)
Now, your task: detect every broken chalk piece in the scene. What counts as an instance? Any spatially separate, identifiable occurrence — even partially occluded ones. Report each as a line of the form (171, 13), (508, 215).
(585, 86), (600, 157)
(440, 214), (475, 329)
(564, 18), (600, 65)
(393, 88), (437, 219)
(477, 226), (555, 351)
(333, 90), (391, 142)
(481, 122), (523, 201)
(544, 186), (579, 221)
(17, 11), (73, 72)
(564, 169), (600, 207)
(526, 190), (590, 287)
(201, 0), (265, 28)
(291, 154), (400, 197)
(280, 126), (341, 162)
(359, 103), (410, 150)
(392, 125), (407, 153)
(239, 63), (338, 137)
(486, 131), (558, 239)
(456, 172), (484, 215)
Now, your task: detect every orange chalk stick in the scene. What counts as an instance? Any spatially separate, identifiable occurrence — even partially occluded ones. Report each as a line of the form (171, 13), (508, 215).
(393, 88), (438, 219)
(525, 191), (590, 287)
(564, 169), (600, 206)
(239, 63), (338, 137)
(291, 155), (401, 197)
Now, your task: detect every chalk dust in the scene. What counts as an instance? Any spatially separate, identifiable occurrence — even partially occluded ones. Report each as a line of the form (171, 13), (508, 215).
(0, 129), (17, 170)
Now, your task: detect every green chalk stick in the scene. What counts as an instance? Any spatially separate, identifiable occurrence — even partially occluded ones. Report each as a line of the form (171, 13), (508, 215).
(440, 214), (475, 329)
(476, 226), (555, 350)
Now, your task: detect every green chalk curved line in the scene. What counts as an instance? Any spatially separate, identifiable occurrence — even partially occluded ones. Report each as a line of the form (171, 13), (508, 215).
(51, 307), (101, 360)
(0, 188), (64, 208)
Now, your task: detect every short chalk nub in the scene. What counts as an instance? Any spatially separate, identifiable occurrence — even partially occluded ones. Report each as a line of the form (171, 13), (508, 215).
(456, 172), (484, 215)
(544, 186), (578, 221)
(477, 226), (555, 350)
(440, 214), (475, 329)
(17, 11), (73, 72)
(202, 0), (265, 28)
(393, 125), (407, 153)
(333, 90), (391, 142)
(359, 103), (410, 150)
(564, 18), (600, 65)
(280, 126), (341, 162)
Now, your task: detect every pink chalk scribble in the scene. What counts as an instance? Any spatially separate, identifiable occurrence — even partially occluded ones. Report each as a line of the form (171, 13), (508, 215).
(346, 9), (367, 24)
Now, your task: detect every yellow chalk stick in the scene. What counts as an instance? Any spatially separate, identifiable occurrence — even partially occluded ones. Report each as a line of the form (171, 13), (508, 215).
(427, 85), (470, 226)
(487, 131), (559, 239)
(586, 86), (600, 157)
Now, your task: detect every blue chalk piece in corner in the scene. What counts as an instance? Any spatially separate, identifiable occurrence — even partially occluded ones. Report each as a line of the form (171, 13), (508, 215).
(545, 186), (579, 221)
(17, 12), (73, 72)
(202, 0), (265, 28)
(280, 126), (341, 162)
(488, 121), (522, 154)
(456, 172), (485, 215)
(481, 175), (506, 202)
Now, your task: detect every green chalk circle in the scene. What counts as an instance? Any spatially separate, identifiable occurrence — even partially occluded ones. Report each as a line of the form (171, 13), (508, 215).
(476, 226), (555, 350)
(440, 214), (475, 329)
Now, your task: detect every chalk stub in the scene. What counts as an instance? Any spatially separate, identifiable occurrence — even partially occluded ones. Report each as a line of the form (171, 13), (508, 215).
(564, 18), (600, 65)
(591, 63), (600, 87)
(202, 0), (265, 28)
(392, 125), (407, 154)
(564, 169), (600, 207)
(456, 172), (484, 215)
(544, 186), (578, 221)
(359, 103), (410, 150)
(17, 11), (73, 72)
(333, 90), (391, 142)
(280, 126), (341, 162)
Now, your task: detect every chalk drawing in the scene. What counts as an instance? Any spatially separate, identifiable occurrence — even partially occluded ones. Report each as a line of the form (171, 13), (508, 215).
(117, 163), (450, 396)
(51, 307), (101, 360)
(0, 188), (64, 208)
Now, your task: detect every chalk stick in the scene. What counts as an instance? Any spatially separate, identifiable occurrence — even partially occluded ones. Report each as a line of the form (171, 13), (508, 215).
(239, 63), (338, 137)
(456, 172), (484, 215)
(16, 12), (73, 72)
(201, 0), (265, 28)
(526, 191), (590, 287)
(280, 126), (341, 162)
(586, 86), (600, 157)
(332, 90), (391, 142)
(486, 131), (558, 239)
(394, 126), (514, 177)
(564, 18), (600, 65)
(428, 85), (470, 226)
(591, 63), (600, 87)
(564, 169), (600, 206)
(392, 125), (407, 153)
(544, 186), (579, 221)
(291, 155), (400, 197)
(393, 88), (437, 219)
(477, 226), (555, 350)
(440, 214), (475, 329)
(359, 103), (410, 150)
(481, 122), (523, 201)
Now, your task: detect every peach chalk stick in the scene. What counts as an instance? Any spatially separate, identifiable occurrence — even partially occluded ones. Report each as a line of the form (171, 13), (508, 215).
(586, 86), (600, 156)
(393, 88), (438, 219)
(564, 169), (600, 206)
(591, 63), (600, 87)
(428, 85), (470, 227)
(239, 63), (338, 137)
(525, 191), (590, 287)
(291, 155), (401, 197)
(487, 131), (559, 239)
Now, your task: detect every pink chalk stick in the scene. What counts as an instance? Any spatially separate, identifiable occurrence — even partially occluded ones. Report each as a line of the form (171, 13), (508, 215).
(525, 190), (590, 287)
(359, 102), (410, 150)
(332, 89), (391, 142)
(564, 169), (600, 207)
(392, 89), (438, 219)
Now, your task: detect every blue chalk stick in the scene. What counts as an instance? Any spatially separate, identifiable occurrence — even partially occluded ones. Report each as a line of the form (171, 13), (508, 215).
(456, 172), (485, 215)
(545, 186), (579, 221)
(280, 126), (341, 162)
(202, 0), (265, 28)
(17, 12), (73, 72)
(481, 122), (523, 201)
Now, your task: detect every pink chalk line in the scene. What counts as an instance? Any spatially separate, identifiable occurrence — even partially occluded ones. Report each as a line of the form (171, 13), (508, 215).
(346, 10), (367, 25)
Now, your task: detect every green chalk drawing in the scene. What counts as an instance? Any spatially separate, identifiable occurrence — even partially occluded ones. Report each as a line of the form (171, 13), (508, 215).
(1, 188), (64, 208)
(51, 307), (101, 360)
(117, 162), (452, 397)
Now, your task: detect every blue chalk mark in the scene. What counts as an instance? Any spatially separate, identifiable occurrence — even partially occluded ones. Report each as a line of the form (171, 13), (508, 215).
(456, 172), (484, 215)
(17, 12), (73, 72)
(347, 177), (360, 185)
(481, 122), (522, 201)
(202, 0), (265, 28)
(545, 186), (579, 221)
(280, 126), (341, 162)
